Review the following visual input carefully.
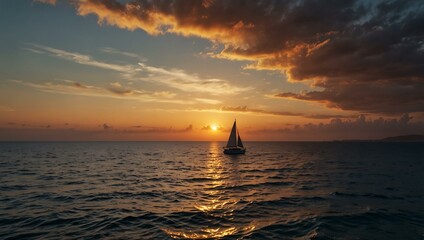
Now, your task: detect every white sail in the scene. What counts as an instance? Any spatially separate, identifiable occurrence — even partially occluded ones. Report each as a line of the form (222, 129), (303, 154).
(226, 120), (237, 147)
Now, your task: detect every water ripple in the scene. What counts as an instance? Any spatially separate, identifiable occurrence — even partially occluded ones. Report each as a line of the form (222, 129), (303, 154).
(0, 142), (423, 239)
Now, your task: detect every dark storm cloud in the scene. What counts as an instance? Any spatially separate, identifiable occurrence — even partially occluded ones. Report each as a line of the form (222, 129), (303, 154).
(69, 0), (424, 113)
(275, 82), (424, 113)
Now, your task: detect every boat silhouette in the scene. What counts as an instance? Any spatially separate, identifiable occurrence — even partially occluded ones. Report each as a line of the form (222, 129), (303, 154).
(223, 120), (246, 154)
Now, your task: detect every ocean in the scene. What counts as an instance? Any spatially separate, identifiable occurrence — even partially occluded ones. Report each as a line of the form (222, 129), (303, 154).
(0, 142), (423, 239)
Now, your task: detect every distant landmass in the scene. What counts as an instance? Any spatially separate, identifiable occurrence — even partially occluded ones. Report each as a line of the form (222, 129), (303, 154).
(334, 134), (424, 142)
(381, 134), (424, 142)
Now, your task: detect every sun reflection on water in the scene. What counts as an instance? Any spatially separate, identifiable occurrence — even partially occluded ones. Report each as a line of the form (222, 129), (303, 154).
(164, 142), (256, 239)
(164, 225), (256, 239)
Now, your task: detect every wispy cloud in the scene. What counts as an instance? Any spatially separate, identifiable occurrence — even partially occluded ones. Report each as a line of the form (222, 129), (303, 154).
(33, 0), (56, 5)
(0, 124), (194, 141)
(195, 98), (222, 104)
(221, 106), (356, 119)
(0, 106), (15, 112)
(126, 124), (193, 133)
(136, 63), (251, 95)
(101, 47), (147, 62)
(25, 44), (133, 72)
(25, 44), (250, 96)
(11, 79), (190, 104)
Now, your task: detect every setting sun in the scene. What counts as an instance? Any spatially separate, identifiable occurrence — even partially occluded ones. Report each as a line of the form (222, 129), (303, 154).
(211, 125), (218, 131)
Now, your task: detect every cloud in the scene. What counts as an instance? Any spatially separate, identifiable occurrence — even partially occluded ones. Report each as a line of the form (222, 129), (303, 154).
(25, 43), (133, 72)
(101, 47), (147, 62)
(185, 124), (193, 131)
(201, 124), (223, 131)
(0, 125), (194, 141)
(11, 79), (189, 104)
(0, 106), (15, 112)
(137, 63), (252, 95)
(221, 106), (356, 119)
(250, 114), (424, 140)
(34, 0), (56, 5)
(274, 82), (424, 114)
(201, 125), (211, 130)
(195, 98), (222, 105)
(126, 124), (193, 133)
(72, 0), (424, 113)
(25, 44), (250, 96)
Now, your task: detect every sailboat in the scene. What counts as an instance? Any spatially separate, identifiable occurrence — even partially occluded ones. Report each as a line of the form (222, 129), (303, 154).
(223, 119), (246, 154)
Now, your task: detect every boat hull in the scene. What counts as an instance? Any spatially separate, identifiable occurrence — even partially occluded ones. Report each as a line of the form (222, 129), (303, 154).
(223, 147), (246, 155)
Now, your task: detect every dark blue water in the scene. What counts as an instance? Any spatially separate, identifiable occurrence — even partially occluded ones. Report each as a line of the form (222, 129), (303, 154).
(0, 142), (423, 239)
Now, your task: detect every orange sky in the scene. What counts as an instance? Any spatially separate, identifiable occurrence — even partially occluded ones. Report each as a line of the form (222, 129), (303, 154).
(1, 0), (424, 141)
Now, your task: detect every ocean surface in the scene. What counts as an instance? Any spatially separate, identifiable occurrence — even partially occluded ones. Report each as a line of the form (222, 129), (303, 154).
(0, 142), (423, 239)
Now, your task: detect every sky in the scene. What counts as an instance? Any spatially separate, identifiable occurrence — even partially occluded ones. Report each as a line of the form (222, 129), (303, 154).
(1, 0), (424, 141)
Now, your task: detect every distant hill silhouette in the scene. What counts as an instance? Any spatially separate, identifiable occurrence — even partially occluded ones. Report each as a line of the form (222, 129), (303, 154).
(333, 134), (424, 142)
(381, 134), (424, 142)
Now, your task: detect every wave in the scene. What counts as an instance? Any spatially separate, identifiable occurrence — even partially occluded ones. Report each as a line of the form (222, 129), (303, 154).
(1, 142), (423, 239)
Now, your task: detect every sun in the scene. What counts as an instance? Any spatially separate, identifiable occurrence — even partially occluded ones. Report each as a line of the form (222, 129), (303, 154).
(211, 125), (218, 131)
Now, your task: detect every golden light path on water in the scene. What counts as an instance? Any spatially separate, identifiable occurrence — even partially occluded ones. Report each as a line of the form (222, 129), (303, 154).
(163, 142), (256, 239)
